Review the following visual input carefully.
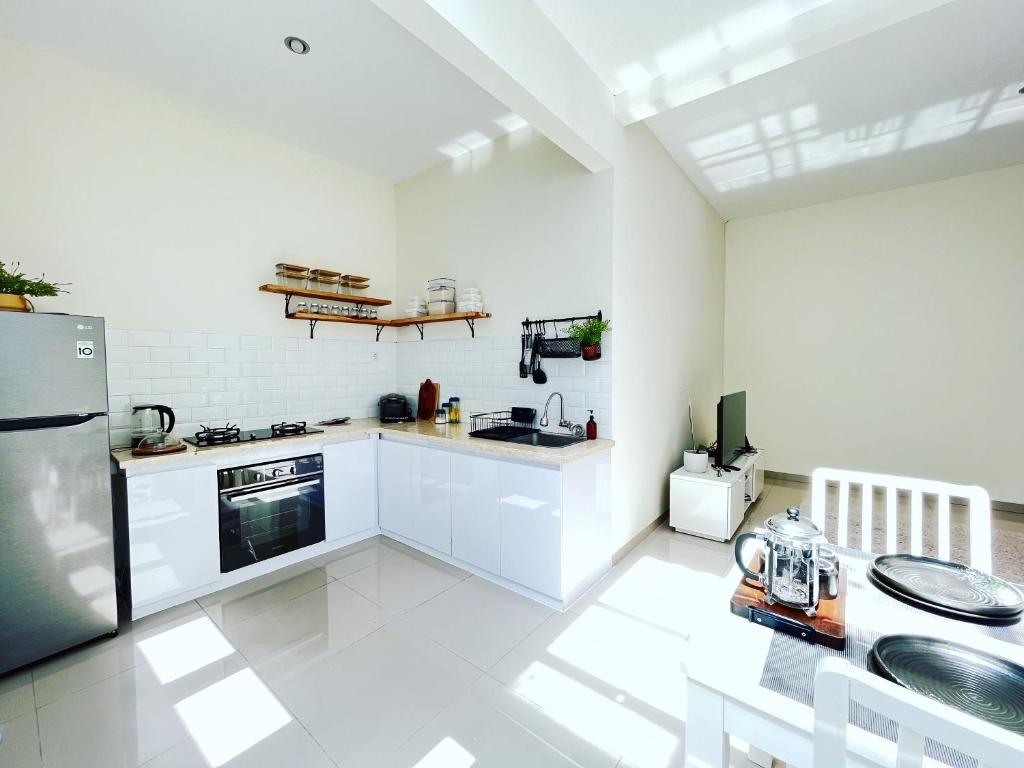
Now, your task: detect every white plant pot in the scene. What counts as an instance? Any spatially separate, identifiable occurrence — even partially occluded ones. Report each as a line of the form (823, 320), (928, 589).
(683, 450), (709, 474)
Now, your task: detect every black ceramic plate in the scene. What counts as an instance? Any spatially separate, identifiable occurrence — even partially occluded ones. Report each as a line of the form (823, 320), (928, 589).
(871, 554), (1024, 618)
(867, 570), (1020, 626)
(869, 635), (1024, 736)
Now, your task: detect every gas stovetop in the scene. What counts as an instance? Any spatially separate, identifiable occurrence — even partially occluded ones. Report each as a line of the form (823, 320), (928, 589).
(183, 421), (323, 448)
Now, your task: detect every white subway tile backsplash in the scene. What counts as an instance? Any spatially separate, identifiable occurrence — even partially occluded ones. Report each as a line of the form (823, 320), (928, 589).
(209, 363), (241, 378)
(171, 392), (208, 408)
(104, 327), (611, 441)
(189, 378), (225, 392)
(107, 346), (150, 363)
(207, 333), (240, 349)
(189, 348), (225, 363)
(225, 349), (257, 363)
(272, 337), (298, 352)
(170, 332), (207, 348)
(172, 362), (208, 377)
(150, 378), (190, 395)
(241, 335), (272, 350)
(105, 329), (128, 347)
(191, 405), (227, 422)
(128, 330), (170, 347)
(150, 347), (190, 363)
(130, 362), (172, 379)
(107, 363), (130, 381)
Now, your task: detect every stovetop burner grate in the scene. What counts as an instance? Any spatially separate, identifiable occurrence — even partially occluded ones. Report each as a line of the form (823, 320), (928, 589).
(183, 421), (323, 448)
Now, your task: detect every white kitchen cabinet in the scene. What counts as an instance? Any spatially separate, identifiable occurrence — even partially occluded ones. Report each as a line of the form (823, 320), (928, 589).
(416, 447), (452, 554)
(450, 453), (500, 573)
(379, 441), (452, 554)
(126, 465), (219, 611)
(669, 450), (764, 541)
(378, 439), (418, 540)
(499, 462), (562, 598)
(323, 437), (377, 541)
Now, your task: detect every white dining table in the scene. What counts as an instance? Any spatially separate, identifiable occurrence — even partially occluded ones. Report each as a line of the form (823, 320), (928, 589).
(680, 551), (1024, 768)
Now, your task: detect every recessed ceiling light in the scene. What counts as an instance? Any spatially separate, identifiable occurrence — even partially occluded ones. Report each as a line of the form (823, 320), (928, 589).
(284, 36), (310, 55)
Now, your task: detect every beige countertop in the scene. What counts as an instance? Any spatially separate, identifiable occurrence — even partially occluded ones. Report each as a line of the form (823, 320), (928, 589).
(111, 418), (613, 473)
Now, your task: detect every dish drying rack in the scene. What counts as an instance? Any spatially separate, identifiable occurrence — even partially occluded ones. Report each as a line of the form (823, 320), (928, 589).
(469, 410), (538, 441)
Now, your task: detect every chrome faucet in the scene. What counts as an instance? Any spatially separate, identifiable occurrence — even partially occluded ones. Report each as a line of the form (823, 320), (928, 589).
(540, 392), (584, 436)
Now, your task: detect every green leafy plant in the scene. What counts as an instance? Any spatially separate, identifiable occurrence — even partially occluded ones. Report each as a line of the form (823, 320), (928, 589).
(565, 317), (610, 347)
(0, 261), (68, 297)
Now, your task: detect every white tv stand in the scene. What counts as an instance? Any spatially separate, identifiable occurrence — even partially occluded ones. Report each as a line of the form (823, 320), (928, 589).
(669, 451), (764, 542)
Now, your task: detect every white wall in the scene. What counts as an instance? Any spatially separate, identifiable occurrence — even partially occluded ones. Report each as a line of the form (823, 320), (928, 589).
(609, 124), (726, 549)
(0, 39), (395, 338)
(394, 128), (614, 434)
(395, 127), (612, 338)
(724, 164), (1024, 503)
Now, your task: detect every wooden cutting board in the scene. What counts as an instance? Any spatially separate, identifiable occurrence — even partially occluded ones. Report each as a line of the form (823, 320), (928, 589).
(730, 556), (847, 650)
(417, 379), (440, 420)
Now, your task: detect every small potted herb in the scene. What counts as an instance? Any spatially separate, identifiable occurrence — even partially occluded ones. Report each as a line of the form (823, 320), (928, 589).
(683, 398), (709, 473)
(0, 261), (67, 312)
(565, 316), (610, 361)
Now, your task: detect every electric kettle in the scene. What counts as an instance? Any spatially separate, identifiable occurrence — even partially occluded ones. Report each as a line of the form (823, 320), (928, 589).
(734, 507), (839, 616)
(130, 402), (176, 448)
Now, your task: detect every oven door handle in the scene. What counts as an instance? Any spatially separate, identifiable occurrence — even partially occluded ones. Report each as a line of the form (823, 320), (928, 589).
(225, 478), (321, 504)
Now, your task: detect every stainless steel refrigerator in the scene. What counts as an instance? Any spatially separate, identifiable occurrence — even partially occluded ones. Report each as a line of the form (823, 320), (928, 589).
(0, 312), (117, 674)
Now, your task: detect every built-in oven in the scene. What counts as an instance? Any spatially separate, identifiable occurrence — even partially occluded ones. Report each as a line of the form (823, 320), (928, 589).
(217, 454), (325, 573)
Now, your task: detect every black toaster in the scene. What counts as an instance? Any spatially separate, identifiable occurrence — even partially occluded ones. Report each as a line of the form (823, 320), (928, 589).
(379, 393), (414, 423)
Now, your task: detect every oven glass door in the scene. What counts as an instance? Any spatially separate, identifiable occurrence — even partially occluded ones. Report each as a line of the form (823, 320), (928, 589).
(219, 476), (325, 573)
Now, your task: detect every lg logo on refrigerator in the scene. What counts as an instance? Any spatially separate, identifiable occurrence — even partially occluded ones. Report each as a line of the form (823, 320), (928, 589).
(76, 341), (95, 359)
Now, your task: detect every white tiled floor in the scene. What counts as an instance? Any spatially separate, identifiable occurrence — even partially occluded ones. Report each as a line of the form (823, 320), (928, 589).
(3, 477), (1015, 767)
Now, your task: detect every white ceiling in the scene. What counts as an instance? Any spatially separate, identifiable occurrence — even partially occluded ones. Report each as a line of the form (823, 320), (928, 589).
(0, 0), (519, 181)
(536, 0), (1024, 218)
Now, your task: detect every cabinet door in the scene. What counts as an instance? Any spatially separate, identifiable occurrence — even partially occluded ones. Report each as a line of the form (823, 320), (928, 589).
(451, 453), (500, 573)
(378, 440), (417, 540)
(416, 447), (452, 554)
(127, 466), (219, 610)
(323, 438), (377, 541)
(500, 462), (562, 598)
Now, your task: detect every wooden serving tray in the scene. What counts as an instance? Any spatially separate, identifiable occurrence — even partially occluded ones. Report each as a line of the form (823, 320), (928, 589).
(730, 557), (847, 649)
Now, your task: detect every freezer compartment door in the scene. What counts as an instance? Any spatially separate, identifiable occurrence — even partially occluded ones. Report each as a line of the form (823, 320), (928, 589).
(0, 313), (108, 420)
(0, 413), (117, 674)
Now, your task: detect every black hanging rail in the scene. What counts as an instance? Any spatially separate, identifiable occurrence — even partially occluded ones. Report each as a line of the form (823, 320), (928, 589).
(522, 310), (602, 333)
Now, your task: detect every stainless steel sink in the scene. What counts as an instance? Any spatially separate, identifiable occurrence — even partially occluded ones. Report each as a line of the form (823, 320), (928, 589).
(506, 432), (585, 448)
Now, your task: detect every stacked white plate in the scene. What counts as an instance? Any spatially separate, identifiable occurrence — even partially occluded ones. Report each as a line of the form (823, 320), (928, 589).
(405, 296), (427, 317)
(456, 288), (484, 313)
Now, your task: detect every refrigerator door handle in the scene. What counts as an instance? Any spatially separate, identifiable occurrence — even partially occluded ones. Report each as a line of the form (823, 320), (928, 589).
(0, 412), (107, 432)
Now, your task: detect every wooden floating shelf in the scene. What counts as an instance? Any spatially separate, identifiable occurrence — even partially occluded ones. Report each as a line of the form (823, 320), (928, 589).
(265, 283), (488, 340)
(260, 283), (391, 307)
(389, 311), (492, 327)
(287, 312), (384, 325)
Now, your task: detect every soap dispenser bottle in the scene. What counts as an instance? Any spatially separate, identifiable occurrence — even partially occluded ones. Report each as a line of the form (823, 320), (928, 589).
(586, 410), (597, 440)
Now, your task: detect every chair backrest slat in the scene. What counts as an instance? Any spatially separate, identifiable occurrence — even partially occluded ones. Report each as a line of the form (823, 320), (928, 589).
(910, 490), (923, 556)
(861, 483), (873, 552)
(937, 492), (951, 562)
(886, 485), (898, 554)
(837, 480), (850, 547)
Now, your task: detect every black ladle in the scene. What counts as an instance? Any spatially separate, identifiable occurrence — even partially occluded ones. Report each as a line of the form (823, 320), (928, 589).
(531, 334), (547, 384)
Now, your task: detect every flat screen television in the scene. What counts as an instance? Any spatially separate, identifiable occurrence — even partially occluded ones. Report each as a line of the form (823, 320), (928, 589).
(716, 391), (746, 467)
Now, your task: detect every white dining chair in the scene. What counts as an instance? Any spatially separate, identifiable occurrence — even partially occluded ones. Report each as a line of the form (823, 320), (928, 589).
(813, 657), (1024, 768)
(810, 467), (992, 572)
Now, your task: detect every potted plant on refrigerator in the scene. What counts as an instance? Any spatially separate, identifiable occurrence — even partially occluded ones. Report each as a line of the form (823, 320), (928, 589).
(565, 316), (610, 361)
(0, 261), (67, 312)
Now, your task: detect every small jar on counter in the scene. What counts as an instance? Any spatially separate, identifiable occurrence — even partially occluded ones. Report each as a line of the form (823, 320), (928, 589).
(448, 396), (461, 423)
(434, 408), (448, 425)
